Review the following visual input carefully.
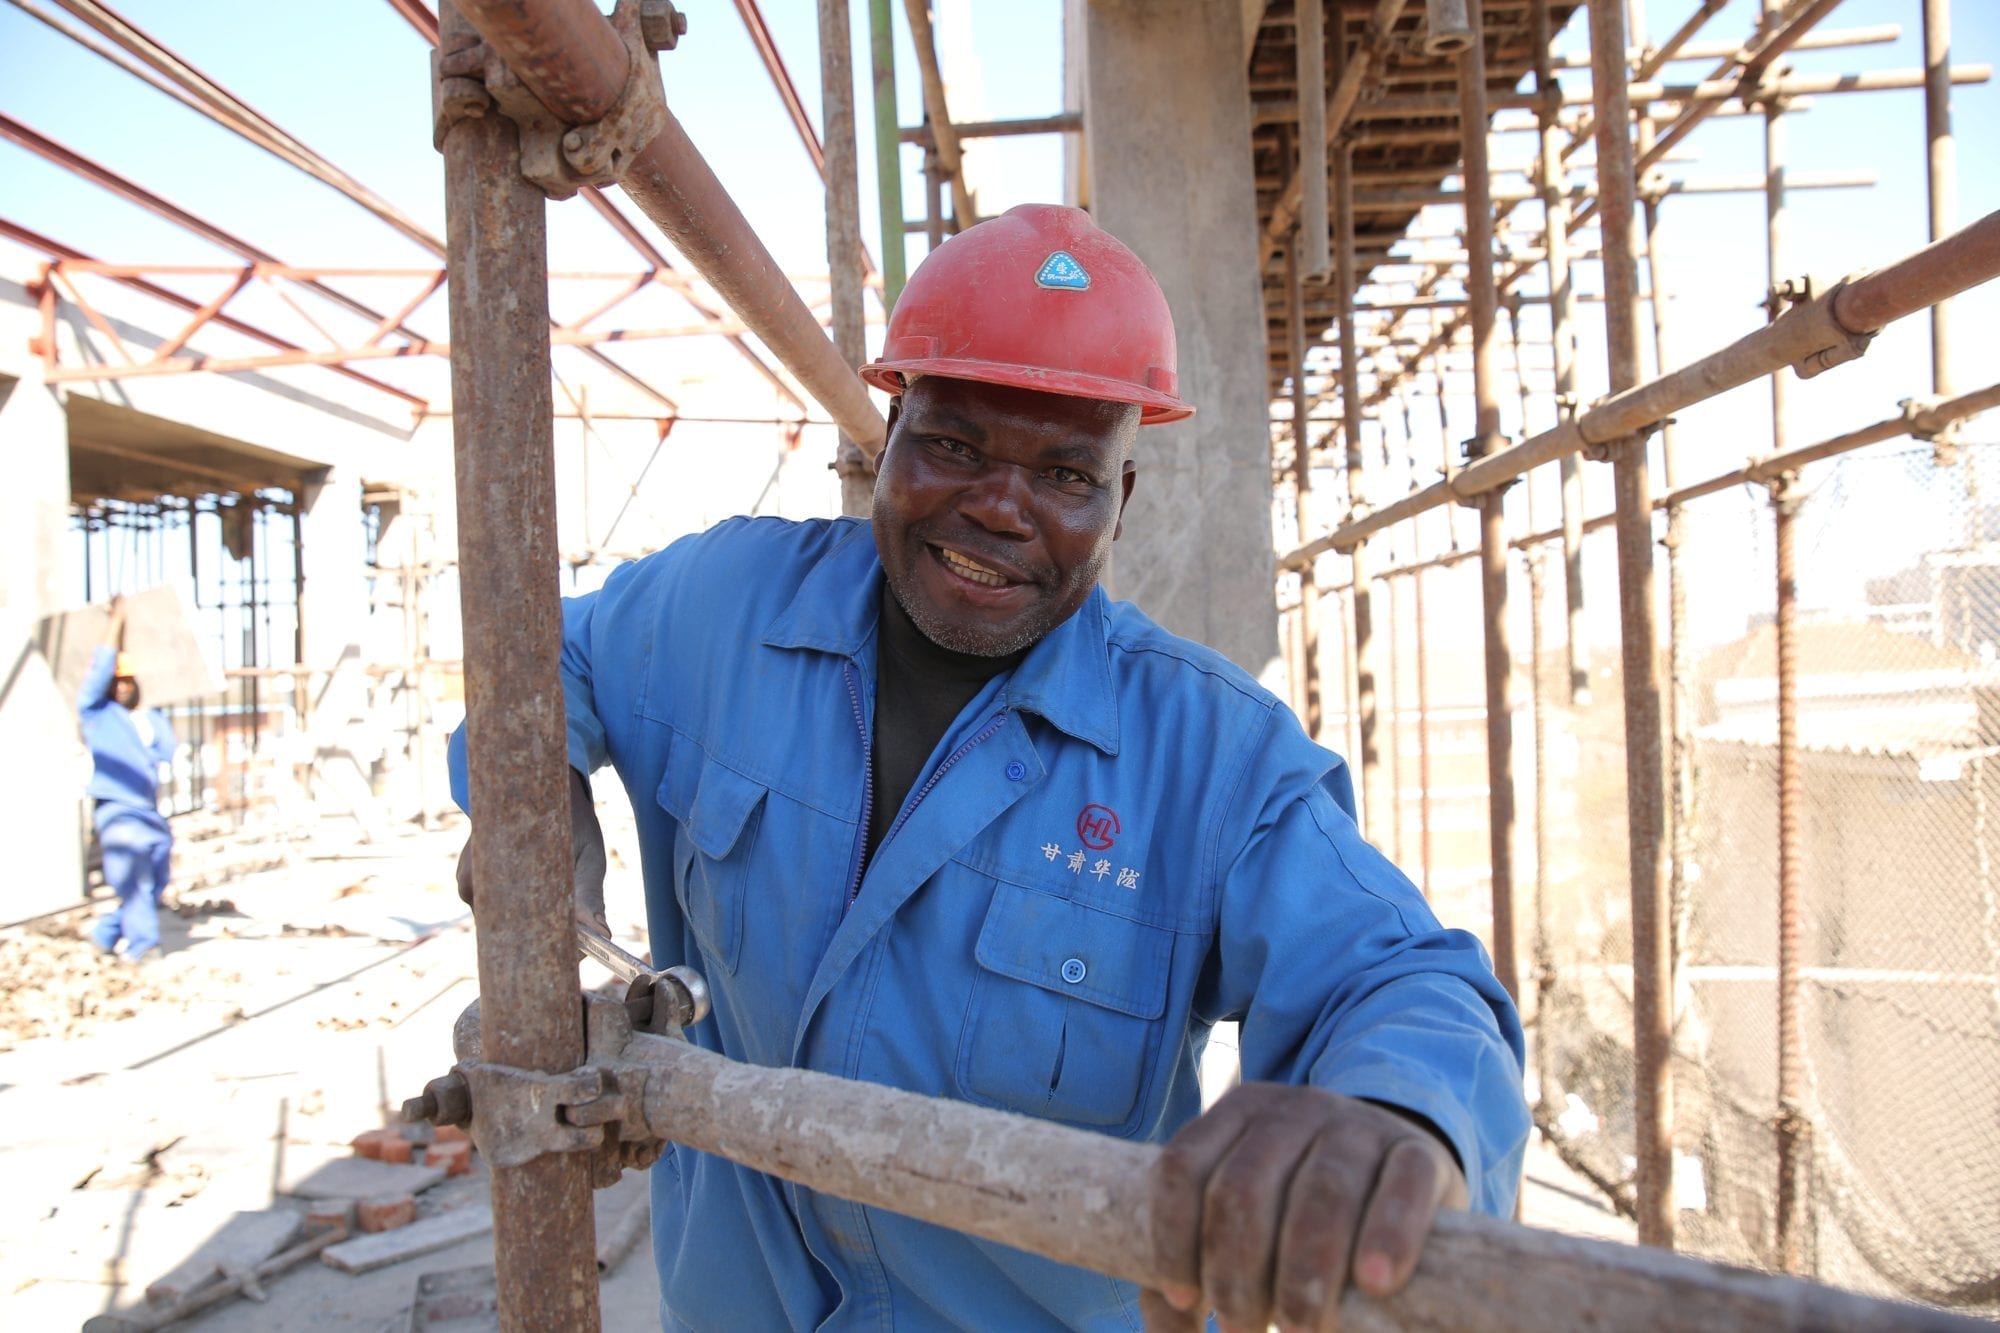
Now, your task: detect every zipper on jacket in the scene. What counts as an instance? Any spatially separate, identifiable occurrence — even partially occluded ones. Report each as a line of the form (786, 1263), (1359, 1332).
(841, 660), (875, 911)
(879, 710), (1010, 858)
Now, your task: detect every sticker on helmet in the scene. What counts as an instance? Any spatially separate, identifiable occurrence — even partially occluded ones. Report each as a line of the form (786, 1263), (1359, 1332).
(1034, 250), (1091, 291)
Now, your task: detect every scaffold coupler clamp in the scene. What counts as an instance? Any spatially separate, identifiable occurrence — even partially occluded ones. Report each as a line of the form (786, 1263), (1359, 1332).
(1901, 394), (1960, 465)
(403, 973), (708, 1189)
(1781, 272), (1877, 382)
(1450, 432), (1512, 506)
(429, 0), (678, 199)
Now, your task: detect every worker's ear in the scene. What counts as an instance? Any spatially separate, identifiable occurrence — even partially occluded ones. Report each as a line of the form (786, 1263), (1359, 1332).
(1114, 459), (1136, 541)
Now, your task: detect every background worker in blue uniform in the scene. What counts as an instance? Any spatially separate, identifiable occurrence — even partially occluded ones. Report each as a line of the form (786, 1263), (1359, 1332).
(451, 205), (1529, 1332)
(79, 599), (178, 963)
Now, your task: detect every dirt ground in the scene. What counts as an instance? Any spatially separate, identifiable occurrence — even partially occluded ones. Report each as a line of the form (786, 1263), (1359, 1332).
(1, 806), (1628, 1331)
(0, 814), (663, 1331)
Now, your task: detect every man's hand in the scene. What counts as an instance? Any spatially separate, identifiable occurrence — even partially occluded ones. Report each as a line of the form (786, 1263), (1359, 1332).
(1143, 1083), (1467, 1333)
(455, 767), (608, 935)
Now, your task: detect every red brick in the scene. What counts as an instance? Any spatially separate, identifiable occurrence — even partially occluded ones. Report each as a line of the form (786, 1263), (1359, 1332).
(427, 1139), (473, 1177)
(377, 1133), (414, 1165)
(305, 1198), (355, 1232)
(350, 1128), (394, 1160)
(357, 1193), (416, 1233)
(432, 1124), (470, 1146)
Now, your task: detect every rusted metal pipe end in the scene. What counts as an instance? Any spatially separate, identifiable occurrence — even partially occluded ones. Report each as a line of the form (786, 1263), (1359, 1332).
(405, 1070), (474, 1127)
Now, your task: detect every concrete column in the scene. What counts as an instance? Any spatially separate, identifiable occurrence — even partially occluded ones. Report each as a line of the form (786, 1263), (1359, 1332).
(1082, 0), (1279, 678)
(0, 375), (74, 617)
(297, 467), (388, 839)
(0, 373), (86, 919)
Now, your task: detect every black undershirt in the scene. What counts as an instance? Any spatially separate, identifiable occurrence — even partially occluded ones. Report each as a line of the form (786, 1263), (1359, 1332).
(867, 585), (1026, 862)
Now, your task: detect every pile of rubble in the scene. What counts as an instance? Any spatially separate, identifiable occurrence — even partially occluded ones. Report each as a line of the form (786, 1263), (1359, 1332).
(0, 912), (246, 1050)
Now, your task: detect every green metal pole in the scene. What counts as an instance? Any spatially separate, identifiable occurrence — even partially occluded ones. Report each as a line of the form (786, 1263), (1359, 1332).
(869, 0), (907, 310)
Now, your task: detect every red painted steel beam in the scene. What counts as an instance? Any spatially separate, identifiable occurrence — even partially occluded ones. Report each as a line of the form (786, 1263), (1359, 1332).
(733, 0), (825, 174)
(1, 216), (428, 408)
(384, 0), (439, 41)
(30, 1), (686, 413)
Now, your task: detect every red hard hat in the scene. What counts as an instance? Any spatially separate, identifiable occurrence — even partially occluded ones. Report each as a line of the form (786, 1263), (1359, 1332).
(859, 204), (1195, 425)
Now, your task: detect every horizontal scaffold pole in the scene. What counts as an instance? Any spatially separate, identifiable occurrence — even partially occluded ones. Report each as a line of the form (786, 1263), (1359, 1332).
(1279, 209), (2000, 568)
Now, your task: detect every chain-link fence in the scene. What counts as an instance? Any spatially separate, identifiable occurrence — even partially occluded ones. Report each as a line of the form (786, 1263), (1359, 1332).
(1522, 439), (2000, 1312)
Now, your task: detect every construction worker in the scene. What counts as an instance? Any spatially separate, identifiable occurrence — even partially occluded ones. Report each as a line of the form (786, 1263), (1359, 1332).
(79, 599), (177, 963)
(451, 205), (1528, 1332)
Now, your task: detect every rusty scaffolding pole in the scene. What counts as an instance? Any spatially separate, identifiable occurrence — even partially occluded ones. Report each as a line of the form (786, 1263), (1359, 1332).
(1335, 31), (1383, 833)
(436, 3), (600, 1324)
(1460, 0), (1518, 1003)
(1531, 0), (1588, 706)
(1592, 0), (1674, 1250)
(819, 0), (875, 515)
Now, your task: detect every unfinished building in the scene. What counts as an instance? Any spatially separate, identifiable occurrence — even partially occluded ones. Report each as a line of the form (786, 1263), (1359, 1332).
(1, 0), (1996, 1326)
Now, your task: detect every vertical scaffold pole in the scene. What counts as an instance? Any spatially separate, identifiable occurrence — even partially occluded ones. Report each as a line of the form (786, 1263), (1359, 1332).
(1639, 119), (1694, 989)
(437, 3), (601, 1325)
(820, 0), (873, 516)
(1923, 0), (1956, 401)
(1336, 74), (1383, 837)
(869, 0), (907, 310)
(1590, 0), (1674, 1250)
(1459, 0), (1518, 1004)
(1532, 0), (1587, 706)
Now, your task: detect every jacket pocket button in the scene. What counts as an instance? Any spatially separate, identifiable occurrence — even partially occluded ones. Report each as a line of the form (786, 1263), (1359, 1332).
(1060, 957), (1086, 984)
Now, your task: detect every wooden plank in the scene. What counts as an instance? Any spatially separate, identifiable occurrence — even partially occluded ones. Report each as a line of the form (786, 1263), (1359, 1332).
(142, 1208), (302, 1305)
(321, 1205), (493, 1275)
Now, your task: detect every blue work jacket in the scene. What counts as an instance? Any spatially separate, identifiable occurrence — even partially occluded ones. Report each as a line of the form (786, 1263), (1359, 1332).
(449, 517), (1527, 1332)
(79, 646), (175, 816)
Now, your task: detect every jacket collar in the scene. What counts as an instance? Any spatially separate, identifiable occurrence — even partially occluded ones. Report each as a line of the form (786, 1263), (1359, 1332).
(762, 520), (1121, 757)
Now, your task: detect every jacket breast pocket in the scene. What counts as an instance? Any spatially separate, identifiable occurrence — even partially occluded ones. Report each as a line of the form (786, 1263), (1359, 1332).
(657, 751), (768, 975)
(956, 881), (1174, 1134)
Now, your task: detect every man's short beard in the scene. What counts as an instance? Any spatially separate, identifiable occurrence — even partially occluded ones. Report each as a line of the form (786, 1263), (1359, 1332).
(883, 545), (1107, 658)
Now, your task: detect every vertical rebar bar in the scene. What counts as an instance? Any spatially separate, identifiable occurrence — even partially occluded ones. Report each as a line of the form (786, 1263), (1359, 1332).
(1287, 234), (1324, 739)
(1772, 472), (1809, 1276)
(819, 0), (873, 517)
(1414, 563), (1435, 895)
(1337, 113), (1383, 837)
(1460, 0), (1518, 1004)
(1532, 0), (1589, 707)
(1591, 0), (1673, 1250)
(1387, 570), (1405, 865)
(869, 0), (907, 310)
(1762, 0), (1807, 1271)
(438, 5), (600, 1324)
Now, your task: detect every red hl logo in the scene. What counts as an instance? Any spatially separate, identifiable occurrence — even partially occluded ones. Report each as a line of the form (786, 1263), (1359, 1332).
(1076, 804), (1121, 851)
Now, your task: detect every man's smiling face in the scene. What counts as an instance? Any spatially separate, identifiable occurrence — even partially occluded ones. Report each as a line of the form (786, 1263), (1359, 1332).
(871, 375), (1139, 657)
